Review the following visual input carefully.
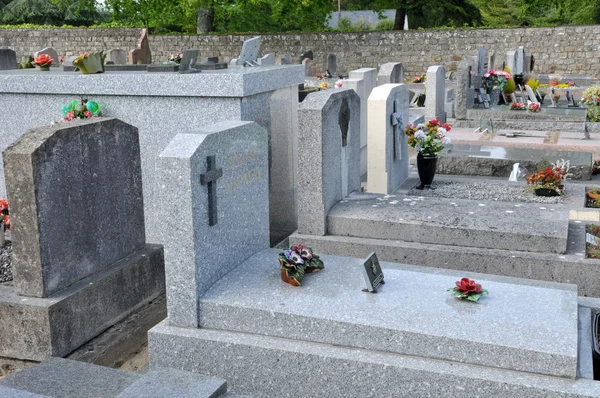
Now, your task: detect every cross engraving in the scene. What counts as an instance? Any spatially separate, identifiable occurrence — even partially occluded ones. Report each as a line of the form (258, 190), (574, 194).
(390, 99), (403, 159)
(200, 155), (223, 226)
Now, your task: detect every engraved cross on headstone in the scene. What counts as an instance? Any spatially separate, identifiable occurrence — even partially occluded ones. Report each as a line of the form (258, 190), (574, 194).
(390, 99), (403, 159)
(200, 155), (223, 226)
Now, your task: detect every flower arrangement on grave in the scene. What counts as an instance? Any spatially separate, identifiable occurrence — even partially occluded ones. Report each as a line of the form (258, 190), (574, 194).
(335, 80), (343, 89)
(483, 70), (511, 93)
(587, 187), (600, 208)
(552, 93), (561, 103)
(32, 54), (54, 71)
(448, 278), (488, 303)
(549, 77), (560, 87)
(510, 102), (526, 110)
(0, 199), (10, 232)
(73, 51), (105, 74)
(279, 243), (324, 286)
(60, 99), (102, 122)
(580, 95), (600, 106)
(319, 81), (329, 90)
(17, 56), (35, 69)
(169, 51), (183, 64)
(526, 159), (571, 196)
(528, 102), (541, 112)
(412, 74), (426, 83)
(404, 119), (452, 156)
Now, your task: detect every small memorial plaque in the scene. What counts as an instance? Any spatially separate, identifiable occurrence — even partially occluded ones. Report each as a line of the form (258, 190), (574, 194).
(361, 252), (385, 293)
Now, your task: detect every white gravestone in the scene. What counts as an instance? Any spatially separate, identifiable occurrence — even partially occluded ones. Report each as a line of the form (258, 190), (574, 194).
(349, 67), (377, 178)
(377, 62), (404, 86)
(425, 65), (447, 123)
(157, 121), (270, 327)
(525, 85), (539, 104)
(367, 84), (409, 194)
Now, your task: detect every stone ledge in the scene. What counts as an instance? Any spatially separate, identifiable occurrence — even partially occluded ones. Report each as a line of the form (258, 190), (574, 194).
(0, 244), (165, 361)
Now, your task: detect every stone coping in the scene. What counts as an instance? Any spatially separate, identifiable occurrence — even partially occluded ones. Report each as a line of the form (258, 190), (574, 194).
(467, 106), (587, 121)
(199, 248), (578, 378)
(0, 65), (304, 98)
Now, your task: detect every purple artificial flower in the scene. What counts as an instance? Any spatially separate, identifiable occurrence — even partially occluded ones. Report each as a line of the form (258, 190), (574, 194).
(284, 249), (304, 265)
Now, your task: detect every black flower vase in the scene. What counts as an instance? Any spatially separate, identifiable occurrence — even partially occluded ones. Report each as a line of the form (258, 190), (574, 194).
(416, 153), (438, 189)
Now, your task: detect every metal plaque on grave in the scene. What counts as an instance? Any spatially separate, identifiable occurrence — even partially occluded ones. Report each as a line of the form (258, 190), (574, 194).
(199, 155), (223, 226)
(361, 252), (385, 293)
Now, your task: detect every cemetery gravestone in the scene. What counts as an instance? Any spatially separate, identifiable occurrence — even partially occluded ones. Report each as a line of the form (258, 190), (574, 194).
(303, 58), (316, 77)
(349, 67), (377, 178)
(477, 48), (486, 76)
(488, 51), (496, 71)
(377, 62), (404, 85)
(34, 48), (59, 67)
(178, 49), (200, 74)
(361, 252), (384, 293)
(280, 56), (292, 65)
(297, 89), (360, 236)
(367, 84), (409, 194)
(456, 60), (475, 119)
(425, 65), (447, 123)
(0, 118), (164, 360)
(233, 36), (261, 67)
(0, 49), (17, 70)
(61, 55), (78, 67)
(327, 53), (337, 77)
(107, 48), (127, 65)
(157, 121), (269, 327)
(128, 29), (152, 65)
(516, 46), (527, 75)
(257, 54), (275, 66)
(506, 50), (517, 74)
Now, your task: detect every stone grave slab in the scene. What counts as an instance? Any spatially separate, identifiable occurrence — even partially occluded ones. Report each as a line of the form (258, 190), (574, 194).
(326, 194), (569, 253)
(477, 47), (486, 75)
(302, 58), (316, 76)
(195, 249), (577, 377)
(437, 144), (593, 180)
(0, 49), (17, 70)
(257, 54), (274, 66)
(425, 65), (446, 123)
(377, 62), (403, 85)
(157, 121), (269, 327)
(367, 83), (409, 194)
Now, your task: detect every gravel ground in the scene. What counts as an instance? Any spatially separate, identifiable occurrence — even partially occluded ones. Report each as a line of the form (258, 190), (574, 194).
(0, 242), (12, 283)
(405, 181), (565, 204)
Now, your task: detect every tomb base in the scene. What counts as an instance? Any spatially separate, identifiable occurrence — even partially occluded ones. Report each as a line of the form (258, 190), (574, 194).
(0, 245), (164, 361)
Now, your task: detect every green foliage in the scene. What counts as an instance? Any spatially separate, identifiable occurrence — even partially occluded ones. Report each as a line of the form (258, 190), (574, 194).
(526, 77), (539, 92)
(373, 18), (394, 30)
(583, 85), (600, 98)
(336, 16), (352, 31)
(351, 18), (371, 31)
(504, 77), (516, 94)
(588, 106), (600, 122)
(1, 0), (63, 25)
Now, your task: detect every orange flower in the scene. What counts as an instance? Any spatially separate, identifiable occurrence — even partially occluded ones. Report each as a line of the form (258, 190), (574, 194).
(33, 54), (54, 67)
(0, 199), (8, 211)
(3, 215), (10, 230)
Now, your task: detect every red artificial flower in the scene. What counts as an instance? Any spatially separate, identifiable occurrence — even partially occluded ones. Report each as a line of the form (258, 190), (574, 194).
(455, 278), (482, 294)
(84, 111), (92, 118)
(0, 199), (8, 212)
(3, 215), (10, 230)
(32, 54), (54, 67)
(291, 243), (313, 260)
(441, 123), (452, 132)
(428, 119), (440, 127)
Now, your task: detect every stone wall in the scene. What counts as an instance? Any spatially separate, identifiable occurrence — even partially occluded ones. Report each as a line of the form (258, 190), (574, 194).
(1, 25), (599, 78)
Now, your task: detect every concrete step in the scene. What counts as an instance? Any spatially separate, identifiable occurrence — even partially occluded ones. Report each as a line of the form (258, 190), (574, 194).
(0, 358), (139, 397)
(326, 193), (569, 253)
(117, 367), (227, 398)
(149, 322), (600, 398)
(290, 219), (600, 297)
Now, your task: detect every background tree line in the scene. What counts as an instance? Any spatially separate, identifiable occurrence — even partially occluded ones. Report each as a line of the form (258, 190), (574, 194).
(0, 0), (599, 33)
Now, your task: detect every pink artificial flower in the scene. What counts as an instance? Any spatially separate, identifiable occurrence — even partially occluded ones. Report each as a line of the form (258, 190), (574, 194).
(84, 111), (92, 118)
(335, 80), (343, 89)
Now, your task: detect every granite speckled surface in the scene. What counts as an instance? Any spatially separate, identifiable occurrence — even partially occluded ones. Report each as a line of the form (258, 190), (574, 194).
(149, 321), (599, 398)
(326, 192), (569, 253)
(0, 386), (49, 397)
(158, 121), (269, 327)
(425, 65), (446, 123)
(377, 62), (404, 85)
(297, 89), (361, 236)
(197, 248), (577, 378)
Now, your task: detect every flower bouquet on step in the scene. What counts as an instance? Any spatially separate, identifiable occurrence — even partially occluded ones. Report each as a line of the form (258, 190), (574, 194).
(510, 102), (526, 110)
(528, 102), (541, 112)
(59, 99), (102, 123)
(448, 278), (488, 303)
(279, 243), (324, 286)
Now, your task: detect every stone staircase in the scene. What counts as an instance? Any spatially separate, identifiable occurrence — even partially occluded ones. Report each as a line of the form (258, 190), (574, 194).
(0, 358), (245, 398)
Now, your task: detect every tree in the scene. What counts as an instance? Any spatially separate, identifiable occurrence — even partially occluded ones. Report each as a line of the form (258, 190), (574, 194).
(1, 0), (63, 24)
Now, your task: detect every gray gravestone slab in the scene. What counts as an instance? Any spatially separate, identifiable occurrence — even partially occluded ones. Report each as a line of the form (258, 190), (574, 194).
(377, 62), (404, 85)
(0, 49), (17, 70)
(61, 55), (78, 67)
(107, 48), (127, 65)
(506, 50), (517, 74)
(425, 65), (446, 123)
(477, 48), (486, 76)
(128, 28), (152, 65)
(303, 58), (316, 77)
(179, 49), (200, 73)
(0, 386), (50, 397)
(257, 54), (275, 66)
(3, 118), (145, 298)
(367, 83), (409, 194)
(235, 36), (261, 66)
(349, 68), (377, 177)
(488, 51), (495, 71)
(297, 89), (361, 235)
(525, 84), (539, 103)
(157, 120), (269, 327)
(34, 48), (59, 68)
(327, 53), (337, 77)
(280, 56), (292, 65)
(516, 46), (526, 75)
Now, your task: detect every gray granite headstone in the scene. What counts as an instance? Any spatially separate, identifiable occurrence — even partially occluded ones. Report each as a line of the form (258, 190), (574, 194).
(525, 84), (539, 103)
(157, 120), (269, 327)
(34, 47), (59, 67)
(257, 54), (274, 66)
(61, 55), (78, 67)
(107, 48), (127, 65)
(425, 65), (447, 123)
(297, 89), (360, 235)
(488, 51), (496, 71)
(178, 49), (200, 73)
(477, 48), (486, 75)
(0, 49), (17, 70)
(377, 62), (404, 85)
(506, 50), (517, 74)
(349, 68), (377, 178)
(327, 53), (337, 77)
(303, 58), (316, 77)
(3, 118), (145, 298)
(235, 36), (261, 66)
(516, 46), (527, 75)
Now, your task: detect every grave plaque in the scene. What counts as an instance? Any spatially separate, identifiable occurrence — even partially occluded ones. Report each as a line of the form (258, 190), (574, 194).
(179, 49), (200, 74)
(361, 252), (385, 293)
(236, 36), (261, 67)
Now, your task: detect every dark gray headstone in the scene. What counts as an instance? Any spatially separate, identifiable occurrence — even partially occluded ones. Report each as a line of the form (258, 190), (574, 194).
(0, 49), (17, 70)
(3, 118), (145, 298)
(477, 48), (486, 75)
(204, 56), (219, 64)
(327, 53), (337, 77)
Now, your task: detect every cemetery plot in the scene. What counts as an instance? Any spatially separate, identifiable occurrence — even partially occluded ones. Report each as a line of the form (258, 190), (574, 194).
(586, 224), (600, 259)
